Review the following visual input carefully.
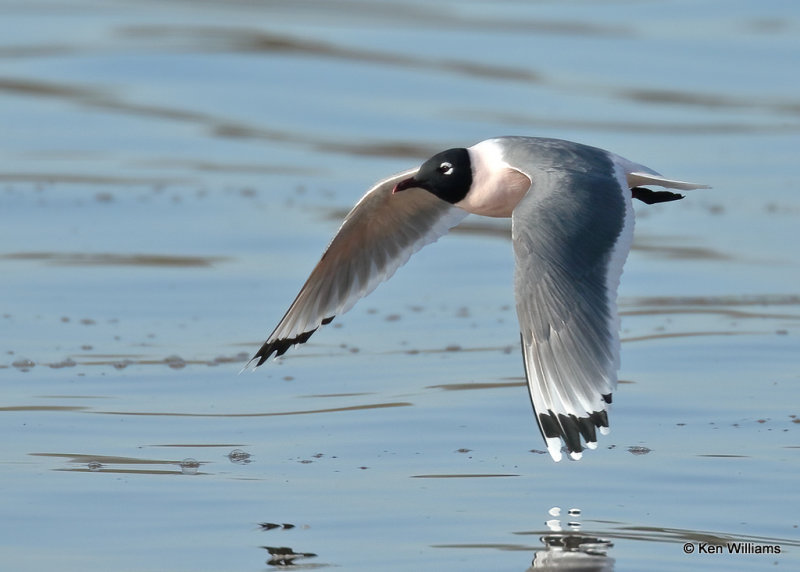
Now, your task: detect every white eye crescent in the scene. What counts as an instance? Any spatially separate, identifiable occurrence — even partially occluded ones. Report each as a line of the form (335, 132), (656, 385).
(438, 162), (454, 176)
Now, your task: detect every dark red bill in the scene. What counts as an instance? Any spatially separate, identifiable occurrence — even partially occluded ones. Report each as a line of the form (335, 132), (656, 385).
(392, 177), (419, 193)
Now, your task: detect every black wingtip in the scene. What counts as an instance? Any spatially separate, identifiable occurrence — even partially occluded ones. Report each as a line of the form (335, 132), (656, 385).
(250, 329), (316, 367)
(538, 405), (612, 459)
(632, 187), (685, 205)
(558, 413), (584, 455)
(577, 416), (598, 445)
(249, 316), (336, 368)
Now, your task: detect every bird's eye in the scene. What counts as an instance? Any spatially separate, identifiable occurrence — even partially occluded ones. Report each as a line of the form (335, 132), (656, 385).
(438, 162), (454, 176)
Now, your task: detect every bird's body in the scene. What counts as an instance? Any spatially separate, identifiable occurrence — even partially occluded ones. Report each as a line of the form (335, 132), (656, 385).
(249, 137), (708, 461)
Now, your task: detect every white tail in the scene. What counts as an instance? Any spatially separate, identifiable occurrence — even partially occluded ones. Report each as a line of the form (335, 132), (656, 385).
(627, 172), (710, 191)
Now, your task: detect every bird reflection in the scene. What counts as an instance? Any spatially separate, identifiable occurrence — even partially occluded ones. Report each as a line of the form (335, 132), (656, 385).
(261, 545), (317, 567)
(528, 534), (614, 571)
(527, 511), (614, 571)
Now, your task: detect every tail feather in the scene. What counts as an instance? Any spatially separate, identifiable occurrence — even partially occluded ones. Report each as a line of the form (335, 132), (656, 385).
(627, 172), (710, 191)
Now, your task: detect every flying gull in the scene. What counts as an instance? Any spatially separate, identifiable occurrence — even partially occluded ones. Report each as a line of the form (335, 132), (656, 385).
(247, 136), (708, 461)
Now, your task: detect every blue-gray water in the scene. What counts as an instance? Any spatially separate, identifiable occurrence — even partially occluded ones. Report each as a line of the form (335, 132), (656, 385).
(2, 1), (799, 570)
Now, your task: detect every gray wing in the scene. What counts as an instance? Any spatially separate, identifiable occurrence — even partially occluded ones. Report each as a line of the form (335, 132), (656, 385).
(250, 169), (468, 366)
(511, 153), (633, 462)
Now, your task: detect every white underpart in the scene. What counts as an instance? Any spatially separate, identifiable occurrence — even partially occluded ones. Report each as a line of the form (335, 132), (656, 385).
(456, 139), (532, 217)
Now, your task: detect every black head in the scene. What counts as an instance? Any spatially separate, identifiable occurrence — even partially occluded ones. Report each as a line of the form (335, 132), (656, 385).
(393, 147), (473, 204)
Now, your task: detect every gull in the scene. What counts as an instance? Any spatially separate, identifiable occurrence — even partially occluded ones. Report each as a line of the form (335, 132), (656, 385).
(248, 136), (707, 461)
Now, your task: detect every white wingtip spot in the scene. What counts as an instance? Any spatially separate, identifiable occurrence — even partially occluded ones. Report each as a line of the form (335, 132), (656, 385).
(585, 441), (598, 450)
(546, 440), (563, 462)
(569, 450), (583, 461)
(599, 426), (611, 436)
(545, 519), (563, 532)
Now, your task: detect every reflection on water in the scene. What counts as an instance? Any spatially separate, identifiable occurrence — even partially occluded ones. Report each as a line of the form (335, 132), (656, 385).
(257, 522), (320, 568)
(3, 16), (796, 182)
(4, 352), (251, 370)
(122, 24), (546, 84)
(530, 534), (614, 572)
(436, 509), (800, 571)
(530, 508), (614, 571)
(30, 452), (208, 475)
(0, 251), (229, 267)
(5, 287), (795, 371)
(90, 401), (413, 418)
(0, 75), (434, 161)
(262, 545), (318, 567)
(434, 508), (615, 571)
(624, 293), (800, 313)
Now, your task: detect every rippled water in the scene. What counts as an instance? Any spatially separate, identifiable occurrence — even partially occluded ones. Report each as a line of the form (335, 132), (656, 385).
(2, 1), (799, 570)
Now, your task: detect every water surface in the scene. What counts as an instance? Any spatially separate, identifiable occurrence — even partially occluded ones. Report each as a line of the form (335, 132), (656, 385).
(2, 1), (799, 570)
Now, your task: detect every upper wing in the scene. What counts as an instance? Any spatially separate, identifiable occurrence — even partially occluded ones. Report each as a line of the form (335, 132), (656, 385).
(511, 158), (634, 462)
(511, 148), (708, 461)
(249, 169), (468, 367)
